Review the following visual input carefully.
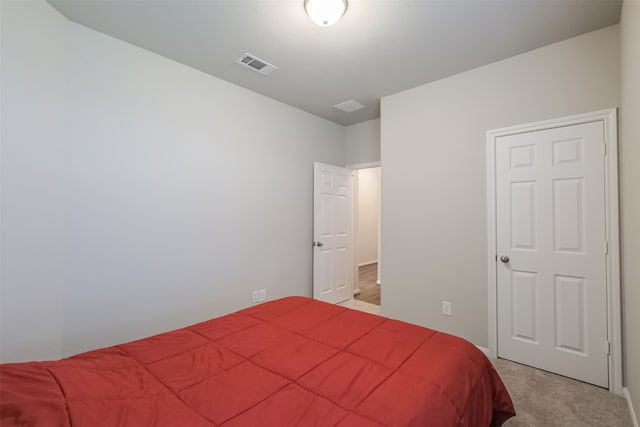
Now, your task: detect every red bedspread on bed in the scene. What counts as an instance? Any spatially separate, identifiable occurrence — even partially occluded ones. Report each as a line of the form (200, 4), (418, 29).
(1, 297), (514, 426)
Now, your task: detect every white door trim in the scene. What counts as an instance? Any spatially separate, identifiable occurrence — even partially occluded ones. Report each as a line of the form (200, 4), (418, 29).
(486, 108), (621, 394)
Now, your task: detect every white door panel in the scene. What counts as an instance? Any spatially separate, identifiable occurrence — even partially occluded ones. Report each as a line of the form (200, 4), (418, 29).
(313, 163), (352, 304)
(496, 121), (608, 388)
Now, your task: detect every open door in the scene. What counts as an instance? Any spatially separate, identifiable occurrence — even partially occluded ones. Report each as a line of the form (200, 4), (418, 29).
(313, 162), (353, 304)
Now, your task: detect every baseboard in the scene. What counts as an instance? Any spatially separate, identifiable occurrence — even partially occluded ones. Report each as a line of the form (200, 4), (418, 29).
(476, 346), (490, 357)
(358, 260), (378, 267)
(624, 387), (639, 427)
(353, 288), (361, 296)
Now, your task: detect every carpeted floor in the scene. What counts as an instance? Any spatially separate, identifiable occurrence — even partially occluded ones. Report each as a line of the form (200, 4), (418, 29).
(491, 358), (632, 426)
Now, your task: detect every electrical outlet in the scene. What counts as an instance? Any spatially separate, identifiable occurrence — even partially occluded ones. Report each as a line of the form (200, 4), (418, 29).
(252, 291), (259, 303)
(259, 289), (266, 302)
(442, 301), (452, 316)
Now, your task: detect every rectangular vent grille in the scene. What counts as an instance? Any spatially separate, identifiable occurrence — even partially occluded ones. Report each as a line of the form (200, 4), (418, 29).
(333, 100), (365, 113)
(236, 53), (278, 76)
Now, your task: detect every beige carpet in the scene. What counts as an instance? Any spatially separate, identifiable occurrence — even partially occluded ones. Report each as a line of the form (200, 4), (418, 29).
(492, 358), (632, 426)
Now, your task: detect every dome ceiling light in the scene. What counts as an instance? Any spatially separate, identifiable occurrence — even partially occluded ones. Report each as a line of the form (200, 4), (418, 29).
(304, 0), (347, 27)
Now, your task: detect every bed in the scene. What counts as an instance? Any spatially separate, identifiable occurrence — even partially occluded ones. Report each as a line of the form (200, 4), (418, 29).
(0, 296), (515, 426)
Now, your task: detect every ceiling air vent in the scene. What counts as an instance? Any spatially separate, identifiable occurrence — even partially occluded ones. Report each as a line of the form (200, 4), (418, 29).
(333, 100), (365, 113)
(236, 53), (278, 76)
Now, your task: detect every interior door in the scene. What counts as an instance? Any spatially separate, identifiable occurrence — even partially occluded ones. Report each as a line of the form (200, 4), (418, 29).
(496, 121), (608, 388)
(313, 162), (353, 304)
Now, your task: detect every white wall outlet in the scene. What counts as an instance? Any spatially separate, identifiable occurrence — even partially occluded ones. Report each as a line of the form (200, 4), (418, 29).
(252, 290), (259, 303)
(259, 289), (266, 302)
(442, 301), (452, 316)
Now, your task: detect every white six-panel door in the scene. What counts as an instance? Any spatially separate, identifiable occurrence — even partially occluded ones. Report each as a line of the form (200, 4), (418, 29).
(313, 163), (353, 304)
(496, 121), (608, 388)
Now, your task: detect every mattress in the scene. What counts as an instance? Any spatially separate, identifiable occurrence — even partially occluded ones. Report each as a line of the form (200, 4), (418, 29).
(0, 296), (515, 426)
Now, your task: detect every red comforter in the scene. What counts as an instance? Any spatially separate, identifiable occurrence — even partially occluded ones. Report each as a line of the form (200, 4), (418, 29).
(1, 297), (514, 426)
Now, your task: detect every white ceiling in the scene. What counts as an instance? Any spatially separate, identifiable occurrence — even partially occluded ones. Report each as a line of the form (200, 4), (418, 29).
(48, 0), (622, 126)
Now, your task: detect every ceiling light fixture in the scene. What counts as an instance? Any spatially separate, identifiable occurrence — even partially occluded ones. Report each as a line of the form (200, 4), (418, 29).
(305, 0), (347, 27)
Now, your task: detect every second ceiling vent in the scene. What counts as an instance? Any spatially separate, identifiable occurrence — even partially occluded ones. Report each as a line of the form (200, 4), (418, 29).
(333, 100), (365, 113)
(236, 53), (278, 76)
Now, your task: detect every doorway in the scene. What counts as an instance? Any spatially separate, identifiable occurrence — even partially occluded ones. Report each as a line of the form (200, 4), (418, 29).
(352, 166), (381, 307)
(486, 109), (621, 393)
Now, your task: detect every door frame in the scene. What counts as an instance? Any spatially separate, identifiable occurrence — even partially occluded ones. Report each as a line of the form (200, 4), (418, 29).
(486, 108), (621, 394)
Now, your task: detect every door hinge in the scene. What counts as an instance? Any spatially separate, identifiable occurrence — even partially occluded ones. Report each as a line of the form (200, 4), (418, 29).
(606, 340), (611, 355)
(603, 241), (609, 255)
(602, 143), (607, 157)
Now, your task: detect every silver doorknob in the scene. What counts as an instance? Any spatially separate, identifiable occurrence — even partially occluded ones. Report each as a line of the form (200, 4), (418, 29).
(500, 255), (510, 263)
(314, 241), (324, 247)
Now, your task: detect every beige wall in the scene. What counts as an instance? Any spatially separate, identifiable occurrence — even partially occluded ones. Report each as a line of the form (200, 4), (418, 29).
(355, 168), (380, 266)
(345, 119), (381, 166)
(380, 26), (620, 346)
(620, 0), (640, 420)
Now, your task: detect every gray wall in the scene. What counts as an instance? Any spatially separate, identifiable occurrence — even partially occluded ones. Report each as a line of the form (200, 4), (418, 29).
(1, 1), (344, 362)
(1, 1), (68, 362)
(380, 26), (620, 347)
(345, 119), (381, 166)
(620, 0), (640, 420)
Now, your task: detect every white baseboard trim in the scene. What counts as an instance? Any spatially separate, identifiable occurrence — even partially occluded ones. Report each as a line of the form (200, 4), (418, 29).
(624, 387), (639, 427)
(358, 260), (378, 267)
(353, 288), (361, 296)
(476, 346), (490, 356)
